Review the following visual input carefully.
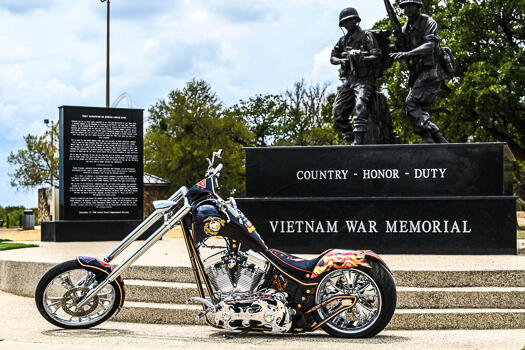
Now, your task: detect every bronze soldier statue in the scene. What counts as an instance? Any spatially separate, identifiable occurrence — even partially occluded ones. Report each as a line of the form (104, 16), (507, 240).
(330, 8), (387, 145)
(389, 0), (449, 143)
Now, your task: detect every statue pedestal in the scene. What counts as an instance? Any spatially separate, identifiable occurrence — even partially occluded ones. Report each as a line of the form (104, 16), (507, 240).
(237, 143), (517, 254)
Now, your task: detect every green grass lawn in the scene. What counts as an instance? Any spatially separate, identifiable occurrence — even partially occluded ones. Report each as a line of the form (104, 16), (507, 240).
(0, 241), (38, 251)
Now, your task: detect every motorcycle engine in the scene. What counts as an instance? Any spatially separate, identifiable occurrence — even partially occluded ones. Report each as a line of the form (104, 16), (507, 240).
(201, 247), (293, 332)
(203, 249), (267, 296)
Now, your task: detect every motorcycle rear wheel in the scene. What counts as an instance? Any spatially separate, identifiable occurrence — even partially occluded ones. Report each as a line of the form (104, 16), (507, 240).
(313, 260), (396, 338)
(35, 260), (123, 329)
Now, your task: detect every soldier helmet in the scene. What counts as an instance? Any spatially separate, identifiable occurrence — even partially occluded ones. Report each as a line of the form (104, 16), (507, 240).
(339, 7), (361, 26)
(399, 0), (424, 8)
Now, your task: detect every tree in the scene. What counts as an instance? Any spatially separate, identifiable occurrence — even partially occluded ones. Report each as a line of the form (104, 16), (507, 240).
(232, 80), (343, 147)
(144, 79), (252, 196)
(7, 121), (58, 189)
(228, 94), (285, 147)
(277, 80), (338, 146)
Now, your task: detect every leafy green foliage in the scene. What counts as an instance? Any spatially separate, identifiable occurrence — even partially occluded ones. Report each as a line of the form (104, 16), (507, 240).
(0, 242), (39, 251)
(0, 206), (38, 228)
(7, 208), (25, 228)
(144, 79), (252, 196)
(0, 206), (36, 227)
(229, 94), (285, 147)
(7, 121), (58, 189)
(231, 80), (343, 147)
(276, 80), (342, 146)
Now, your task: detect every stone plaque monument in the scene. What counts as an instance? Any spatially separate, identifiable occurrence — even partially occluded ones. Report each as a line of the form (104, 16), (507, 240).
(42, 106), (145, 241)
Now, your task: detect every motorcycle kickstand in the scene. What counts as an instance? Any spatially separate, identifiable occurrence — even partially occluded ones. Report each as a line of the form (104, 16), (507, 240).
(224, 328), (250, 339)
(187, 297), (218, 320)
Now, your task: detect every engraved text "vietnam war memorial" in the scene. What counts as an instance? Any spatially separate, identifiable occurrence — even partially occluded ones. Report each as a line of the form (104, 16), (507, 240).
(269, 220), (471, 234)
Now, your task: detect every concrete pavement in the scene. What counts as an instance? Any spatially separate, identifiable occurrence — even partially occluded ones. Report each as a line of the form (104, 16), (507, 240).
(1, 291), (524, 350)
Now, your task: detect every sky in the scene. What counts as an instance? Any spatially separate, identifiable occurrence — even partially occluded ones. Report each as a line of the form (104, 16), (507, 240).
(0, 0), (387, 208)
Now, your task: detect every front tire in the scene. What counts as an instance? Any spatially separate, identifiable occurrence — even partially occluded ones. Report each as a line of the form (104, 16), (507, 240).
(35, 260), (123, 329)
(313, 260), (396, 338)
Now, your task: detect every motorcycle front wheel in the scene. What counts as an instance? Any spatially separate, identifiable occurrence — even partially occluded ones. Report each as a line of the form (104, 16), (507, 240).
(313, 260), (396, 338)
(35, 260), (123, 329)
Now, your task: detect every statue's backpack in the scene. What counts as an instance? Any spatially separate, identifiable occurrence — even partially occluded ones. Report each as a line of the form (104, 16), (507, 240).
(439, 46), (455, 78)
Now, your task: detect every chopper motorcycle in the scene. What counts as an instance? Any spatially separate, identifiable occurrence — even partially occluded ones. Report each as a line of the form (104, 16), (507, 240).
(35, 150), (396, 338)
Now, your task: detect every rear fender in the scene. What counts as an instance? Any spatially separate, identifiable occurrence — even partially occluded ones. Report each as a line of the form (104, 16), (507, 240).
(362, 250), (393, 275)
(310, 249), (391, 279)
(76, 256), (125, 309)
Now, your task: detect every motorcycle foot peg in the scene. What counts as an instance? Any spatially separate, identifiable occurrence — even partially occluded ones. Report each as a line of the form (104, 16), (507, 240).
(196, 308), (212, 319)
(186, 297), (216, 309)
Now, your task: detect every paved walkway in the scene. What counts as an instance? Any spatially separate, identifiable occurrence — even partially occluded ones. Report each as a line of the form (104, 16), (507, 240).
(1, 238), (524, 271)
(0, 226), (183, 242)
(0, 227), (41, 241)
(1, 291), (524, 350)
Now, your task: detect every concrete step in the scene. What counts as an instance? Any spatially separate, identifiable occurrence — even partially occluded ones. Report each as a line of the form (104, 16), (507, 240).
(390, 309), (525, 330)
(397, 286), (525, 309)
(125, 268), (525, 288)
(393, 270), (525, 288)
(115, 301), (206, 325)
(113, 301), (525, 330)
(126, 280), (206, 304)
(124, 280), (525, 309)
(2, 259), (524, 300)
(123, 265), (194, 283)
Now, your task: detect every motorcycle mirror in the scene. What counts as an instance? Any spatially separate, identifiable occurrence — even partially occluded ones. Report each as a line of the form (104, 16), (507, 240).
(153, 200), (177, 212)
(213, 149), (223, 160)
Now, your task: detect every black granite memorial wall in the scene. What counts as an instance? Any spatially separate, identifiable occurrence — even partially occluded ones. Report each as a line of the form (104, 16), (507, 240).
(237, 144), (517, 254)
(42, 106), (149, 241)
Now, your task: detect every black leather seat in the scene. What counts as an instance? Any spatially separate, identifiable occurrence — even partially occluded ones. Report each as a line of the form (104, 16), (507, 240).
(263, 248), (332, 279)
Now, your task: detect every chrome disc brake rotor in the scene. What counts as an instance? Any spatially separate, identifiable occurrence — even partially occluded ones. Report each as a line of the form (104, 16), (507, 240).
(61, 287), (99, 316)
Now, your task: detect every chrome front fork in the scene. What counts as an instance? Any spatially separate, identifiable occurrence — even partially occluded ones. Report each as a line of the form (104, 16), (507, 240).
(77, 187), (191, 308)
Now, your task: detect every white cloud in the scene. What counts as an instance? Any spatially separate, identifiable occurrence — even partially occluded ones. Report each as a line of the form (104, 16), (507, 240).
(311, 46), (338, 89)
(0, 0), (388, 206)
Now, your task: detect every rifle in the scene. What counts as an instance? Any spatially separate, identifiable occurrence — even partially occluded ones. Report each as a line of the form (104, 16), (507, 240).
(383, 0), (407, 52)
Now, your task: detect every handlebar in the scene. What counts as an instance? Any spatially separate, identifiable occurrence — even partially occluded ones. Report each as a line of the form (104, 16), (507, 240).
(213, 163), (223, 176)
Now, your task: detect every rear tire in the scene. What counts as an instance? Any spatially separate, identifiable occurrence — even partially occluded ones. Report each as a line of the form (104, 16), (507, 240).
(313, 260), (396, 338)
(35, 260), (123, 329)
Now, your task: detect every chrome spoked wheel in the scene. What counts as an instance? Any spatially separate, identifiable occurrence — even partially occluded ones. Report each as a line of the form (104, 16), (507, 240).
(315, 268), (382, 335)
(42, 268), (116, 327)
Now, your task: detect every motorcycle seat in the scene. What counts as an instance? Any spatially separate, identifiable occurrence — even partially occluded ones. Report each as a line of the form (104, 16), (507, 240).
(264, 248), (332, 279)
